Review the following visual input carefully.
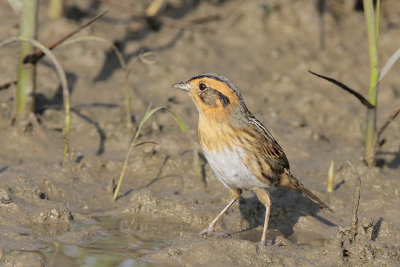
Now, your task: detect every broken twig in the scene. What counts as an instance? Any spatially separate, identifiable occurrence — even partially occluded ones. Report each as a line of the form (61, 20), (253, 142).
(0, 11), (108, 92)
(23, 10), (109, 64)
(373, 105), (400, 156)
(347, 161), (361, 241)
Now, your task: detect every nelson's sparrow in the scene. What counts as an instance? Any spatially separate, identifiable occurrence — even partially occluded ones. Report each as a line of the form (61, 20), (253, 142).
(173, 73), (333, 244)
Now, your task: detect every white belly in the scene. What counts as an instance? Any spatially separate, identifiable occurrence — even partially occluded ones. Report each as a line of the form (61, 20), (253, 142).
(202, 146), (267, 190)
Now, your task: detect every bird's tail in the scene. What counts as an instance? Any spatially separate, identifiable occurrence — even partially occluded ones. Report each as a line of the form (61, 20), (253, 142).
(280, 170), (334, 213)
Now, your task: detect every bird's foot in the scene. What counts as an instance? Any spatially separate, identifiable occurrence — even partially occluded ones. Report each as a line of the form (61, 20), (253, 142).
(256, 239), (272, 251)
(199, 227), (231, 238)
(199, 226), (214, 236)
(258, 239), (267, 247)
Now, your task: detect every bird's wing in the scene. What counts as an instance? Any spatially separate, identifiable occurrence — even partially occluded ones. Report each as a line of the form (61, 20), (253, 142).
(248, 117), (290, 172)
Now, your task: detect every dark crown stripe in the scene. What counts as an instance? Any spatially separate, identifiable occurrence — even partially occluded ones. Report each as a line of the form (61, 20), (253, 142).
(188, 73), (243, 98)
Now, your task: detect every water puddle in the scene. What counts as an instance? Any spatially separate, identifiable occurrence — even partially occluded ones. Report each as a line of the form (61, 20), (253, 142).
(41, 216), (170, 266)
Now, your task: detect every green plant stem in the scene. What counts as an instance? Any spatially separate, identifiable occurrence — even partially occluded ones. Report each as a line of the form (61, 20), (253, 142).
(16, 0), (38, 117)
(113, 105), (163, 200)
(364, 108), (376, 164)
(375, 0), (380, 44)
(1, 36), (71, 161)
(363, 0), (379, 165)
(112, 135), (139, 201)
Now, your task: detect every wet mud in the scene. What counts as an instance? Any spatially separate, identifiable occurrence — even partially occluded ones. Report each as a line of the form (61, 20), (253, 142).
(0, 0), (399, 266)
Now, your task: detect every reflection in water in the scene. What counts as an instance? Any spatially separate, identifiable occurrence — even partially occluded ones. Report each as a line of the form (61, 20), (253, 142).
(43, 216), (168, 266)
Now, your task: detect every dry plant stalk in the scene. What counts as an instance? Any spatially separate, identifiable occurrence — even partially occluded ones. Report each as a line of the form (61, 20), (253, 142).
(327, 160), (334, 193)
(373, 105), (400, 158)
(47, 0), (64, 19)
(347, 161), (361, 241)
(146, 0), (165, 17)
(24, 11), (109, 64)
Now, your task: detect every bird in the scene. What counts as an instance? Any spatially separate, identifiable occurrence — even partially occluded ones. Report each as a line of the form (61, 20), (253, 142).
(172, 73), (333, 244)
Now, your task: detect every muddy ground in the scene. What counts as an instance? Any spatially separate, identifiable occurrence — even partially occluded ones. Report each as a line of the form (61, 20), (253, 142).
(0, 0), (399, 266)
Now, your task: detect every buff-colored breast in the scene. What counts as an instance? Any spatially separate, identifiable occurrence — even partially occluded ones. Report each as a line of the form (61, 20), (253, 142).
(199, 115), (269, 190)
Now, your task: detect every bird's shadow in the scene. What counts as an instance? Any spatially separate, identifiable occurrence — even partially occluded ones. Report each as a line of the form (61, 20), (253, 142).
(237, 187), (336, 239)
(33, 60), (118, 156)
(117, 154), (184, 200)
(93, 28), (184, 82)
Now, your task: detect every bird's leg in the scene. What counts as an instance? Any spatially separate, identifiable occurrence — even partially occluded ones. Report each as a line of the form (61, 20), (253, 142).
(200, 188), (242, 236)
(254, 188), (272, 245)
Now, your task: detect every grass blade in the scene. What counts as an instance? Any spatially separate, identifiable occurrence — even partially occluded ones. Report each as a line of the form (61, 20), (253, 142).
(113, 104), (164, 201)
(378, 48), (400, 83)
(112, 104), (189, 200)
(113, 140), (157, 201)
(166, 110), (189, 132)
(135, 106), (164, 138)
(0, 36), (70, 160)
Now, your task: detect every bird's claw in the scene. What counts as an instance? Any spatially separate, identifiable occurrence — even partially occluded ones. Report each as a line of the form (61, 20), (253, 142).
(199, 227), (231, 238)
(257, 240), (267, 247)
(199, 226), (215, 236)
(257, 239), (272, 248)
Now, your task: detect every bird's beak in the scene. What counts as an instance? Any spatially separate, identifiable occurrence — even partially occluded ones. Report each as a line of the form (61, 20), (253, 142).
(172, 82), (190, 92)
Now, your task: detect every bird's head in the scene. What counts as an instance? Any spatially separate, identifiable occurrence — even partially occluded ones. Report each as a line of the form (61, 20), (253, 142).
(173, 73), (248, 120)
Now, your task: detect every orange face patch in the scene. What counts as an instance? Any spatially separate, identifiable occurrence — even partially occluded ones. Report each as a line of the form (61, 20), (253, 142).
(187, 77), (241, 119)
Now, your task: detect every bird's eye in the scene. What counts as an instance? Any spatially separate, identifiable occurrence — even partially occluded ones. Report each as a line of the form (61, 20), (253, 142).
(199, 83), (207, 90)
